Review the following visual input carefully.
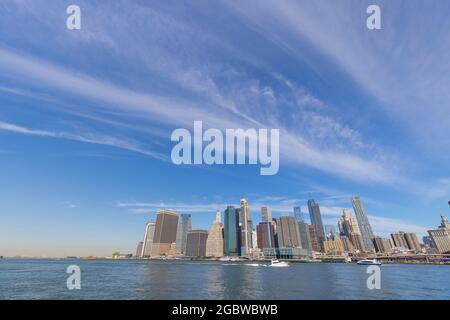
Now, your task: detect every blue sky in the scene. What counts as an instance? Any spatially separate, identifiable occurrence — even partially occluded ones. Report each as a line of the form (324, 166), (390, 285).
(1, 0), (449, 257)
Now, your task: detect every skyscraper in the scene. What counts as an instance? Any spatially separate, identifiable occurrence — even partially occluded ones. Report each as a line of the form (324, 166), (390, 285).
(206, 211), (224, 257)
(428, 214), (450, 254)
(175, 213), (192, 254)
(391, 232), (408, 248)
(151, 210), (179, 257)
(224, 206), (241, 256)
(351, 196), (375, 252)
(135, 241), (143, 257)
(373, 236), (392, 253)
(338, 208), (360, 237)
(298, 221), (313, 252)
(256, 222), (275, 249)
(185, 230), (209, 257)
(261, 207), (272, 223)
(239, 198), (251, 256)
(349, 232), (366, 252)
(308, 224), (321, 252)
(307, 198), (325, 247)
(293, 206), (304, 222)
(275, 216), (302, 248)
(141, 220), (156, 257)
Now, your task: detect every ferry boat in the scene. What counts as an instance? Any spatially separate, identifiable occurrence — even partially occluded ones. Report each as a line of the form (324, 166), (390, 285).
(269, 259), (290, 267)
(357, 259), (382, 266)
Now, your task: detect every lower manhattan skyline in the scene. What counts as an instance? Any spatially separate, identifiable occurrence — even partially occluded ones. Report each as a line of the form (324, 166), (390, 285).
(1, 0), (450, 260)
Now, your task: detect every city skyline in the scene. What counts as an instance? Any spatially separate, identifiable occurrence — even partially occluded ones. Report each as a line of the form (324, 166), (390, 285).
(2, 1), (450, 257)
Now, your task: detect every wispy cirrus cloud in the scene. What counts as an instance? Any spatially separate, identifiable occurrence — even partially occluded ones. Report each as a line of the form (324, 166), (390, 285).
(0, 46), (395, 184)
(0, 121), (166, 160)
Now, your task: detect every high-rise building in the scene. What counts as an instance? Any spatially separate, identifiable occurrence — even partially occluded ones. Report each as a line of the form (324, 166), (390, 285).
(323, 235), (344, 255)
(261, 207), (272, 223)
(135, 241), (143, 257)
(185, 230), (209, 257)
(338, 208), (360, 237)
(308, 224), (321, 252)
(298, 221), (313, 252)
(404, 233), (421, 252)
(340, 236), (354, 252)
(307, 199), (325, 246)
(391, 232), (408, 248)
(141, 220), (156, 257)
(351, 197), (375, 252)
(324, 224), (336, 239)
(373, 236), (392, 253)
(275, 216), (302, 248)
(349, 232), (366, 252)
(293, 206), (304, 222)
(256, 222), (276, 249)
(428, 214), (450, 254)
(239, 198), (251, 256)
(224, 206), (241, 256)
(151, 210), (179, 257)
(175, 214), (192, 254)
(206, 211), (224, 257)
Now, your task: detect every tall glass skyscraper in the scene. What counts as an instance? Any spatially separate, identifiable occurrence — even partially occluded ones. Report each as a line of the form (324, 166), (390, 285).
(261, 207), (272, 223)
(351, 196), (375, 252)
(175, 213), (192, 254)
(224, 206), (240, 256)
(307, 199), (325, 245)
(294, 206), (304, 222)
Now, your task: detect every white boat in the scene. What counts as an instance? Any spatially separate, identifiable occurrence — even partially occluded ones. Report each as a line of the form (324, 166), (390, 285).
(269, 259), (290, 267)
(357, 259), (382, 265)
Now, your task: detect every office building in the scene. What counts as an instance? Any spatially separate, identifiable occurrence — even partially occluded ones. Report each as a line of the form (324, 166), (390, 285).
(373, 236), (392, 254)
(135, 241), (143, 257)
(308, 198), (325, 246)
(206, 211), (224, 257)
(294, 206), (304, 222)
(298, 221), (313, 252)
(175, 214), (192, 254)
(256, 222), (276, 249)
(428, 214), (450, 254)
(390, 232), (421, 252)
(349, 232), (366, 252)
(340, 236), (354, 252)
(275, 216), (302, 248)
(141, 220), (156, 257)
(239, 198), (252, 256)
(261, 207), (272, 223)
(151, 210), (179, 257)
(323, 236), (344, 255)
(224, 206), (241, 256)
(351, 196), (375, 252)
(185, 230), (209, 257)
(308, 224), (321, 252)
(338, 208), (361, 237)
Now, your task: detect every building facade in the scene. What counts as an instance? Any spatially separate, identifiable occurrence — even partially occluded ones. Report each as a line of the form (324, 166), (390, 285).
(351, 196), (375, 252)
(141, 220), (156, 257)
(151, 210), (179, 257)
(275, 216), (302, 248)
(206, 211), (224, 257)
(257, 222), (276, 249)
(307, 199), (325, 247)
(373, 236), (392, 254)
(224, 206), (241, 256)
(185, 230), (209, 257)
(175, 214), (192, 255)
(261, 207), (272, 223)
(239, 198), (252, 256)
(428, 214), (450, 254)
(338, 208), (361, 237)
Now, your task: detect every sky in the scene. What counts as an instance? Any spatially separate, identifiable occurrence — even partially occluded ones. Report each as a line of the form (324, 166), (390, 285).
(1, 0), (450, 257)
